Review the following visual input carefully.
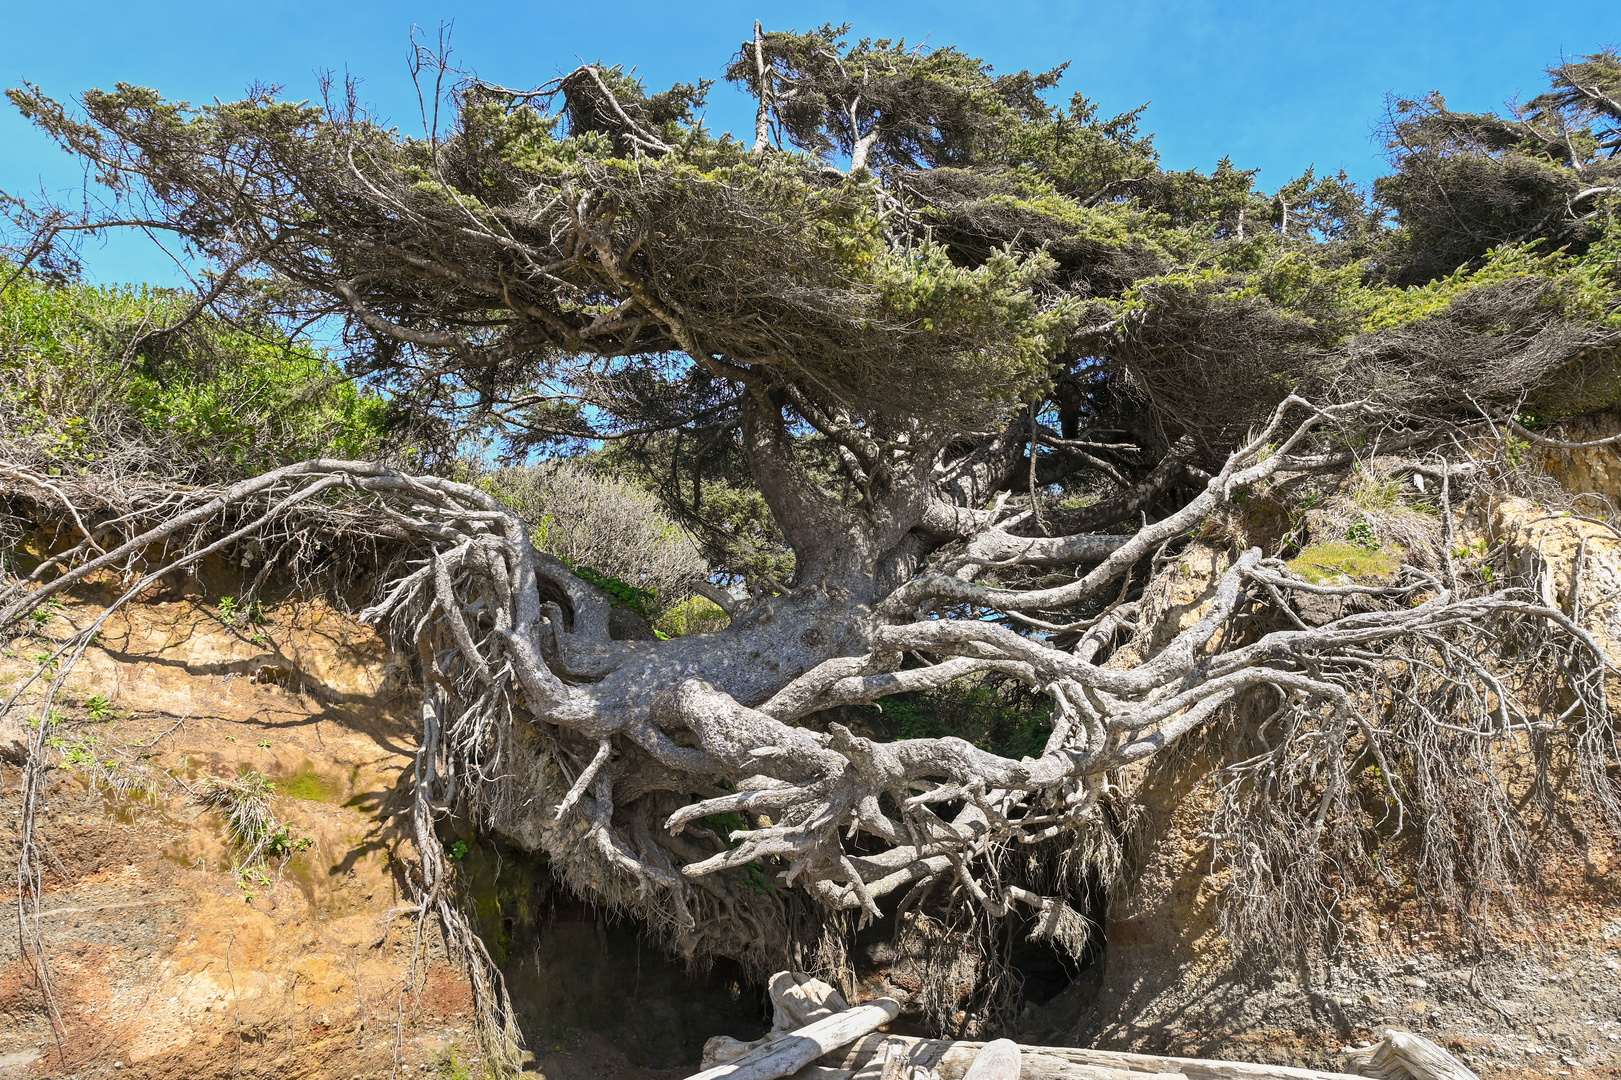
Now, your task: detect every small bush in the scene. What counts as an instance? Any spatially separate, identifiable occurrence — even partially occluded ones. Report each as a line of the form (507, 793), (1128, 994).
(656, 593), (731, 637)
(1344, 469), (1405, 514)
(47, 730), (156, 798)
(0, 269), (393, 481)
(480, 462), (707, 618)
(199, 770), (311, 885)
(200, 771), (279, 854)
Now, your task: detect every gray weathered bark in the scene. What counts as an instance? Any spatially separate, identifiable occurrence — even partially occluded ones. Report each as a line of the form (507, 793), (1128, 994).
(2, 397), (1609, 976)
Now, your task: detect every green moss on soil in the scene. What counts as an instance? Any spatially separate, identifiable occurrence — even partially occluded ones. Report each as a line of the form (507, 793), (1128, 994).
(457, 835), (549, 966)
(279, 764), (346, 803)
(1287, 541), (1400, 584)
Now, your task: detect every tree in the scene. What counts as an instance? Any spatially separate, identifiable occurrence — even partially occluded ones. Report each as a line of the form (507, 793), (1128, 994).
(1374, 49), (1621, 285)
(3, 27), (1619, 1064)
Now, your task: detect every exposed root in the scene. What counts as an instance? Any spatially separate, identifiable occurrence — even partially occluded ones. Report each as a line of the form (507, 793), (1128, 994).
(1, 397), (1615, 1050)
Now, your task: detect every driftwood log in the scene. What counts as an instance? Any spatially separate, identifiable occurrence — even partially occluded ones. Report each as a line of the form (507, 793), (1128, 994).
(686, 999), (902, 1080)
(683, 973), (1480, 1080)
(849, 1036), (917, 1080)
(703, 973), (856, 1067)
(819, 1033), (1369, 1080)
(825, 1039), (1180, 1080)
(1339, 1032), (1479, 1080)
(962, 1041), (1024, 1080)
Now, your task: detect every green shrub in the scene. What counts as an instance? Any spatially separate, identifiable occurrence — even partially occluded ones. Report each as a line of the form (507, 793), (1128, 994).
(880, 679), (1053, 760)
(0, 268), (392, 480)
(656, 593), (731, 637)
(478, 462), (707, 619)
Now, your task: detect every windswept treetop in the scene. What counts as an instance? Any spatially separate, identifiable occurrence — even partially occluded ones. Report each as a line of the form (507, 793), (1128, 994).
(3, 27), (1621, 1068)
(10, 33), (1616, 482)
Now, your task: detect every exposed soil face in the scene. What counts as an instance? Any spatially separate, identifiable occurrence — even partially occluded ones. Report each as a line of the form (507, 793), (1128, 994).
(1025, 499), (1621, 1080)
(5, 468), (1621, 1080)
(1053, 741), (1621, 1080)
(0, 586), (764, 1079)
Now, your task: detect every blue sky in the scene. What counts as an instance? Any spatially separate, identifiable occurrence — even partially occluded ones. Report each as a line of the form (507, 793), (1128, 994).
(3, 0), (1617, 285)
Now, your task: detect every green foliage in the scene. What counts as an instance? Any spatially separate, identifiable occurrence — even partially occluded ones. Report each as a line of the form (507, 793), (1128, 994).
(726, 23), (1065, 171)
(655, 593), (731, 638)
(47, 730), (157, 797)
(565, 563), (660, 622)
(47, 731), (101, 769)
(201, 769), (311, 888)
(436, 1042), (477, 1080)
(0, 270), (393, 480)
(871, 240), (1080, 409)
(880, 678), (1053, 760)
(1007, 93), (1159, 200)
(479, 462), (706, 618)
(1344, 521), (1379, 548)
(1372, 55), (1621, 287)
(703, 809), (747, 841)
(1353, 215), (1621, 334)
(263, 825), (313, 858)
(7, 32), (1620, 598)
(1343, 469), (1406, 515)
(665, 478), (796, 594)
(740, 861), (778, 895)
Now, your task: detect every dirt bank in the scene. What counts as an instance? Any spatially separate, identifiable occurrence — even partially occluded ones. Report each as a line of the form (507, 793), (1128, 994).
(0, 585), (763, 1079)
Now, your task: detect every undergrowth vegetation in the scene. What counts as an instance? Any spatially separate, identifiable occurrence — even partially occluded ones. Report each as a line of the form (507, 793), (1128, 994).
(200, 770), (313, 894)
(876, 678), (1055, 761)
(477, 461), (708, 623)
(0, 269), (394, 481)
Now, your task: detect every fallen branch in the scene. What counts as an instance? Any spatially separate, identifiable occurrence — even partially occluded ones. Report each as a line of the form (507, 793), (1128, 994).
(685, 999), (902, 1080)
(824, 1033), (1374, 1080)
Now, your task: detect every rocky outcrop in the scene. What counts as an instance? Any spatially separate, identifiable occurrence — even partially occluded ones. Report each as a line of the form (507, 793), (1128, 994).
(1535, 410), (1621, 512)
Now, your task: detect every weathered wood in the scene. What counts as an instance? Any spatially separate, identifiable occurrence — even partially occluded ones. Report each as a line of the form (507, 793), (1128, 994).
(790, 1061), (1181, 1080)
(849, 1036), (911, 1080)
(1340, 1031), (1478, 1080)
(731, 972), (1463, 1080)
(705, 973), (860, 1068)
(771, 972), (850, 1030)
(683, 999), (902, 1080)
(792, 1067), (857, 1080)
(825, 1033), (1369, 1080)
(963, 1040), (1023, 1080)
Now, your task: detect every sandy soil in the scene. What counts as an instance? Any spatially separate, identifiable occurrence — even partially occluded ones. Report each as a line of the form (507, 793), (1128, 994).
(0, 585), (707, 1080)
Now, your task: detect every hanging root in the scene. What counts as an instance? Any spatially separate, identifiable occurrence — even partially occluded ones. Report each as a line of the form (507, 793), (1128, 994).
(400, 686), (523, 1074)
(1207, 543), (1620, 958)
(0, 462), (535, 1071)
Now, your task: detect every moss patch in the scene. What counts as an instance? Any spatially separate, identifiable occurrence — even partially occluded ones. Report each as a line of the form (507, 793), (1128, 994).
(457, 834), (549, 966)
(279, 764), (346, 803)
(1287, 541), (1400, 584)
